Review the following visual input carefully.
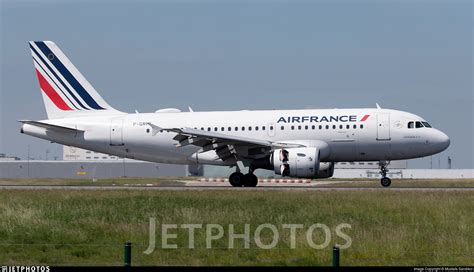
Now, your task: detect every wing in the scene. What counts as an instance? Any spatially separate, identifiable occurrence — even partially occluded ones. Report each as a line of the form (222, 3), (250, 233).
(148, 123), (304, 162)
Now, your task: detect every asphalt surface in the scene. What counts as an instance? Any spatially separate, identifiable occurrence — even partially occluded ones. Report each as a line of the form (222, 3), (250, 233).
(0, 184), (472, 191)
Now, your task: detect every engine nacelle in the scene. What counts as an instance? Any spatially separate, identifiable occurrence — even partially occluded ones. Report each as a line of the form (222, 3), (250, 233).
(315, 162), (335, 178)
(272, 147), (320, 178)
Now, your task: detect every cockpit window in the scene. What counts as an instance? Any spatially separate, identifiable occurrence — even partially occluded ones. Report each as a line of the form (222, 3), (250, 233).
(415, 121), (424, 128)
(422, 122), (432, 128)
(408, 121), (414, 129)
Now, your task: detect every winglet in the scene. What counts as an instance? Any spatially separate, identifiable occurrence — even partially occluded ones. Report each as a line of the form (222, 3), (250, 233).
(188, 106), (194, 112)
(376, 103), (381, 109)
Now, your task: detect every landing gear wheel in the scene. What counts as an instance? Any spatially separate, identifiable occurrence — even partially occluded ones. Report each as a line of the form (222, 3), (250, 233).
(378, 161), (392, 187)
(243, 173), (258, 187)
(381, 177), (391, 187)
(229, 172), (245, 187)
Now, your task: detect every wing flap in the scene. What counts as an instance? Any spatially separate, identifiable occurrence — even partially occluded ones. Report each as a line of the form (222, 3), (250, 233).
(147, 123), (305, 158)
(156, 126), (304, 149)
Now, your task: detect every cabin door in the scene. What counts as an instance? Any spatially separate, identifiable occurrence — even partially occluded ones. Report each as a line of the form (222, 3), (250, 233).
(376, 113), (391, 141)
(110, 119), (124, 146)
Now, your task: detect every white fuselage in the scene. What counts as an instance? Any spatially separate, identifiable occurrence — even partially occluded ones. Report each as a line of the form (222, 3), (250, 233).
(21, 108), (450, 166)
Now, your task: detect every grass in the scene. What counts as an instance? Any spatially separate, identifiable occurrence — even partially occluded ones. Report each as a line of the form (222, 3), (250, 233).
(0, 188), (473, 266)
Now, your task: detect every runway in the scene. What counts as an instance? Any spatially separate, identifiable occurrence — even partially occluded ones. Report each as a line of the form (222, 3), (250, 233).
(0, 184), (472, 191)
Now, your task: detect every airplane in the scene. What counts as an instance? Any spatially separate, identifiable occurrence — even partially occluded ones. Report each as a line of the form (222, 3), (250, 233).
(20, 41), (450, 187)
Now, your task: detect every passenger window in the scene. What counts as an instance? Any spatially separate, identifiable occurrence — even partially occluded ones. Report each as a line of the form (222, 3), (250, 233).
(298, 125), (302, 130)
(214, 127), (218, 131)
(291, 126), (295, 130)
(332, 125), (336, 129)
(360, 124), (364, 129)
(319, 125), (322, 130)
(305, 125), (308, 130)
(270, 126), (274, 130)
(235, 127), (238, 131)
(346, 125), (350, 129)
(326, 125), (329, 129)
(339, 125), (343, 129)
(281, 126), (284, 130)
(228, 127), (231, 131)
(353, 124), (357, 129)
(208, 127), (211, 131)
(248, 126), (252, 131)
(242, 127), (245, 131)
(312, 125), (315, 130)
(262, 126), (266, 130)
(221, 127), (225, 131)
(408, 122), (414, 129)
(255, 126), (259, 131)
(416, 121), (424, 128)
(201, 127), (204, 130)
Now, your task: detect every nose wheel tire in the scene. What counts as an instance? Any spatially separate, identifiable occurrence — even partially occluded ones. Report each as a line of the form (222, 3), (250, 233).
(243, 173), (258, 187)
(229, 172), (245, 187)
(381, 177), (391, 187)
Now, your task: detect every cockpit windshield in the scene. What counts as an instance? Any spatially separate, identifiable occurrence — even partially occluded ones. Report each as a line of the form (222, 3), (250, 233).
(408, 121), (432, 129)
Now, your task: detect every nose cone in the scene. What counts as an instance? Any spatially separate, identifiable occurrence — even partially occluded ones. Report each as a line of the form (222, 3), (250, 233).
(434, 130), (450, 152)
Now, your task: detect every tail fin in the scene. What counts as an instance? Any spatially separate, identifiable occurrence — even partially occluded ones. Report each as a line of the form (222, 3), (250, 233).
(29, 41), (122, 119)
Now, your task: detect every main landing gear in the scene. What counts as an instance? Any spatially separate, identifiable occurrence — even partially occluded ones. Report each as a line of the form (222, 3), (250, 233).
(229, 171), (258, 187)
(378, 161), (391, 187)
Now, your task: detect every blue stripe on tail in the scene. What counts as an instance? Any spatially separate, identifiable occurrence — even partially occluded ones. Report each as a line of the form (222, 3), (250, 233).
(30, 44), (89, 110)
(34, 41), (105, 110)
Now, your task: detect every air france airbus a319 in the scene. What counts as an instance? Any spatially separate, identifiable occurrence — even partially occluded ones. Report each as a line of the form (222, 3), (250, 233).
(20, 41), (450, 187)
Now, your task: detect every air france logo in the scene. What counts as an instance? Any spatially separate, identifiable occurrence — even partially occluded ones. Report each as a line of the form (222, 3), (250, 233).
(277, 115), (370, 123)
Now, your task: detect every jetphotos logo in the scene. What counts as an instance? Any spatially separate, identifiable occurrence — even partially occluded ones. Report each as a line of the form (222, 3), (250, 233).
(277, 115), (370, 123)
(143, 218), (352, 254)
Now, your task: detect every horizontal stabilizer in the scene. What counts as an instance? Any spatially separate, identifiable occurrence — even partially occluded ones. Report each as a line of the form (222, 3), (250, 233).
(19, 120), (83, 133)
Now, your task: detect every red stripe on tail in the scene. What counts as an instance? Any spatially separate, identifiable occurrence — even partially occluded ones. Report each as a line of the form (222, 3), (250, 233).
(360, 114), (370, 121)
(35, 69), (72, 111)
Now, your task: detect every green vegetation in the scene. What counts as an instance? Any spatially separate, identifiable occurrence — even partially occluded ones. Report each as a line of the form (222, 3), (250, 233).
(0, 189), (472, 266)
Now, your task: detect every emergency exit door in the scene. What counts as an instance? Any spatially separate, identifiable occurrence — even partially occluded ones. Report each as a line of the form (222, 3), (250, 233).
(110, 119), (124, 146)
(376, 113), (391, 141)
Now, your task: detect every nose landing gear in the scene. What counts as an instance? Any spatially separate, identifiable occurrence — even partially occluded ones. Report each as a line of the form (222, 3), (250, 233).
(378, 161), (392, 187)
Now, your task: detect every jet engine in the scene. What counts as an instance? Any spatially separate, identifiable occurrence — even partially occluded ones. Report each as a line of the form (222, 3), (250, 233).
(271, 147), (319, 178)
(271, 148), (335, 178)
(315, 162), (335, 178)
